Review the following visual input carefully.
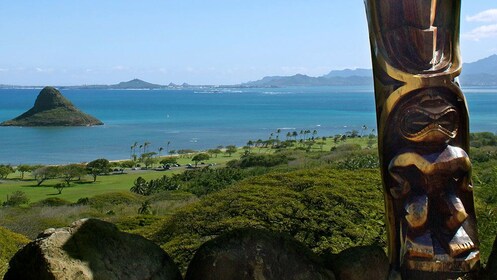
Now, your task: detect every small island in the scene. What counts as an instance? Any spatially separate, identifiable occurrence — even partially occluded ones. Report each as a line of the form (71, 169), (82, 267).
(0, 86), (103, 127)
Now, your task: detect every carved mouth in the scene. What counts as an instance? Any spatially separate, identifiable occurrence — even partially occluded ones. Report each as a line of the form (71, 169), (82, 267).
(401, 107), (458, 141)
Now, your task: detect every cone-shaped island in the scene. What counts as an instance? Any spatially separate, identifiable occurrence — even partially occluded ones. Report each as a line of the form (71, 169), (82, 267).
(0, 87), (103, 126)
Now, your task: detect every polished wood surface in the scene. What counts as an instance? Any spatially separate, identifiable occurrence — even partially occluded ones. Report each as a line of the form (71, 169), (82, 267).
(364, 0), (480, 278)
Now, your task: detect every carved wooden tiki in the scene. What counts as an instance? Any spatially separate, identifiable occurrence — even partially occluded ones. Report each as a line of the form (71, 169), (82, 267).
(364, 0), (480, 278)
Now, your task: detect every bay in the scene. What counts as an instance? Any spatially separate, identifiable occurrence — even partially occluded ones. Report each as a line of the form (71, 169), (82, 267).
(0, 86), (496, 165)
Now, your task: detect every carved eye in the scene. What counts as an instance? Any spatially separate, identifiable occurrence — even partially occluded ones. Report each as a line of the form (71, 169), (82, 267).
(401, 110), (432, 135)
(437, 110), (458, 133)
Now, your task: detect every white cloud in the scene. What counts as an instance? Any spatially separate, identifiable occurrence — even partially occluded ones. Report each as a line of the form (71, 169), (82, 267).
(112, 65), (129, 71)
(35, 67), (54, 73)
(463, 24), (497, 41)
(466, 9), (497, 22)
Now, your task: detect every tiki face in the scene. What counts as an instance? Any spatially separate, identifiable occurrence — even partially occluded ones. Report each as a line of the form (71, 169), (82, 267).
(365, 0), (480, 278)
(397, 90), (458, 145)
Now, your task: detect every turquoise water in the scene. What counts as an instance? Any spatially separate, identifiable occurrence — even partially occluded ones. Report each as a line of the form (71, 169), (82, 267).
(0, 86), (496, 165)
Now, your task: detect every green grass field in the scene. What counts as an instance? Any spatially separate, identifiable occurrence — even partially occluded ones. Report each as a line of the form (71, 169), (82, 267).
(0, 136), (374, 204)
(0, 146), (257, 203)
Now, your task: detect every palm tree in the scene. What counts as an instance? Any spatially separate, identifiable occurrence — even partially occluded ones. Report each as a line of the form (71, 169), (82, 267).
(130, 177), (148, 195)
(166, 141), (171, 154)
(138, 201), (152, 215)
(292, 131), (298, 141)
(132, 142), (138, 160)
(158, 147), (164, 157)
(143, 142), (151, 153)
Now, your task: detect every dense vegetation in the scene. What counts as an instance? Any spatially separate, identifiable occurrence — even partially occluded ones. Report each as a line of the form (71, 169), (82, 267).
(0, 227), (29, 276)
(1, 132), (497, 276)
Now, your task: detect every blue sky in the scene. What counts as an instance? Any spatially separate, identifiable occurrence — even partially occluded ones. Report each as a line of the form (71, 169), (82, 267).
(0, 1), (496, 85)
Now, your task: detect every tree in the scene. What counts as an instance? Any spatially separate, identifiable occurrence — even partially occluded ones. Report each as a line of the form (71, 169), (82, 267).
(86, 158), (110, 182)
(32, 166), (60, 186)
(138, 201), (153, 215)
(160, 157), (178, 166)
(246, 140), (254, 148)
(192, 153), (210, 167)
(141, 152), (157, 169)
(54, 183), (66, 194)
(0, 165), (15, 179)
(292, 131), (298, 141)
(143, 141), (151, 153)
(61, 164), (86, 186)
(208, 148), (222, 158)
(225, 145), (237, 157)
(130, 177), (148, 195)
(120, 160), (135, 168)
(132, 141), (138, 161)
(16, 164), (34, 179)
(362, 125), (368, 137)
(286, 132), (292, 141)
(0, 165), (13, 179)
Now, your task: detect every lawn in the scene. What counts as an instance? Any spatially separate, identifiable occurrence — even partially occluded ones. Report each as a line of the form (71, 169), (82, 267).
(0, 136), (372, 204)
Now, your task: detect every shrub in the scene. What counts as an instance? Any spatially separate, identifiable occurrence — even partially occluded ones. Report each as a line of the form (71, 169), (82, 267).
(0, 227), (29, 278)
(2, 191), (30, 207)
(335, 154), (380, 170)
(88, 192), (141, 208)
(152, 167), (385, 272)
(235, 154), (289, 168)
(30, 197), (71, 207)
(176, 167), (267, 196)
(75, 197), (90, 205)
(130, 176), (181, 196)
(470, 132), (497, 148)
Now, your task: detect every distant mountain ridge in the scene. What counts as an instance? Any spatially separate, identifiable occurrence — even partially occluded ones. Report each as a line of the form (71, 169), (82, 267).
(0, 55), (496, 89)
(459, 55), (497, 86)
(243, 54), (497, 87)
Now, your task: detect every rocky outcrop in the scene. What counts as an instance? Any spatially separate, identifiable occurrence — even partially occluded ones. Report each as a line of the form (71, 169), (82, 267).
(185, 229), (335, 280)
(329, 246), (389, 280)
(0, 86), (103, 126)
(4, 218), (181, 280)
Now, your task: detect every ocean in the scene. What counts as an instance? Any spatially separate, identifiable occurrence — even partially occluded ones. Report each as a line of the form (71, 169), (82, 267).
(0, 86), (496, 165)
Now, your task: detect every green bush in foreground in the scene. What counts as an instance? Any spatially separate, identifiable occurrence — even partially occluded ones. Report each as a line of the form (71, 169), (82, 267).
(30, 197), (72, 207)
(0, 226), (29, 278)
(87, 192), (142, 209)
(152, 167), (385, 272)
(2, 191), (29, 207)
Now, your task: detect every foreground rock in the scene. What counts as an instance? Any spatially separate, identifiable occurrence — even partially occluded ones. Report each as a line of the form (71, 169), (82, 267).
(5, 218), (181, 280)
(329, 246), (389, 280)
(0, 86), (103, 126)
(185, 229), (335, 280)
